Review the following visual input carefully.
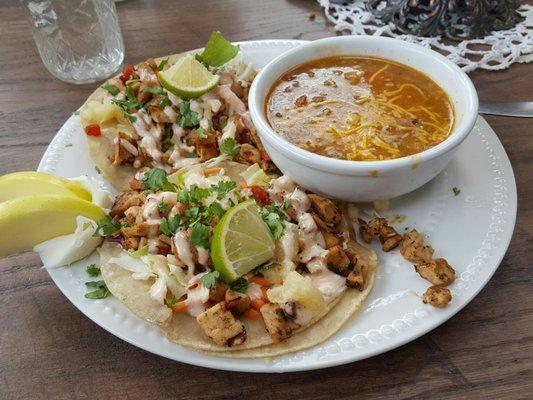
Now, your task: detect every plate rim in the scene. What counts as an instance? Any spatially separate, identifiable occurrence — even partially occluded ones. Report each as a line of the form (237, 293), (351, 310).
(36, 40), (517, 372)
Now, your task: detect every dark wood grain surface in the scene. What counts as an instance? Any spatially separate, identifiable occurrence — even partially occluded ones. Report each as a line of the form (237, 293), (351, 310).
(1, 1), (532, 399)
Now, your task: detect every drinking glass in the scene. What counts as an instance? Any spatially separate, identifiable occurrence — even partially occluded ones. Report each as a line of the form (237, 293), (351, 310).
(20, 0), (125, 84)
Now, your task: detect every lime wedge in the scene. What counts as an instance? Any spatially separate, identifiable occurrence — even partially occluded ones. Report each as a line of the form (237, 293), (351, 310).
(211, 200), (275, 282)
(157, 54), (220, 98)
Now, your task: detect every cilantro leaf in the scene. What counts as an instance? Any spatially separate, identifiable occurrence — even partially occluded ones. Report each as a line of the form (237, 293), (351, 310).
(143, 168), (176, 192)
(262, 212), (284, 240)
(206, 202), (224, 219)
(142, 86), (166, 95)
(84, 280), (110, 299)
(196, 31), (239, 67)
(86, 264), (101, 277)
(219, 138), (240, 157)
(161, 125), (174, 152)
(211, 180), (236, 200)
(452, 187), (461, 196)
(102, 83), (120, 96)
(178, 100), (199, 128)
(188, 184), (211, 202)
(157, 58), (169, 71)
(158, 96), (170, 109)
(160, 215), (181, 236)
(184, 206), (200, 220)
(200, 270), (220, 289)
(158, 201), (168, 213)
(96, 217), (122, 237)
(190, 223), (210, 249)
(230, 277), (249, 293)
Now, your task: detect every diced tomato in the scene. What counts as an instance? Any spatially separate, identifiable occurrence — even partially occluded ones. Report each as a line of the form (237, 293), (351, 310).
(120, 64), (135, 83)
(250, 275), (272, 288)
(84, 123), (101, 137)
(250, 185), (270, 206)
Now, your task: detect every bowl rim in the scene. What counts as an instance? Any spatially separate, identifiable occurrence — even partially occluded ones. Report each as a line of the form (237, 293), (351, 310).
(248, 36), (479, 175)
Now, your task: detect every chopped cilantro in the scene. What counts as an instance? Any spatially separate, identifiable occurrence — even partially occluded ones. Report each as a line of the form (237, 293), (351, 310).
(200, 270), (220, 289)
(211, 180), (236, 200)
(157, 58), (169, 71)
(184, 206), (200, 219)
(142, 86), (166, 95)
(178, 190), (190, 205)
(86, 264), (101, 277)
(96, 217), (122, 237)
(189, 184), (211, 202)
(219, 138), (240, 157)
(64, 143), (73, 148)
(206, 202), (224, 219)
(178, 100), (199, 128)
(158, 96), (170, 109)
(196, 31), (239, 67)
(102, 83), (120, 96)
(452, 187), (461, 196)
(230, 277), (249, 293)
(84, 280), (110, 299)
(157, 201), (168, 213)
(143, 168), (176, 192)
(164, 295), (178, 307)
(184, 151), (198, 158)
(190, 222), (210, 249)
(95, 166), (101, 174)
(112, 81), (143, 119)
(160, 215), (181, 236)
(218, 119), (227, 130)
(262, 212), (284, 239)
(197, 127), (207, 138)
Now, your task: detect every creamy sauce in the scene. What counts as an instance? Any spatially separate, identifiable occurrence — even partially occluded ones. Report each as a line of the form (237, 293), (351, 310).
(174, 231), (195, 276)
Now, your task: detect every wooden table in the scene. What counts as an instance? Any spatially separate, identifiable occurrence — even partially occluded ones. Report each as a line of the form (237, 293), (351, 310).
(1, 1), (531, 398)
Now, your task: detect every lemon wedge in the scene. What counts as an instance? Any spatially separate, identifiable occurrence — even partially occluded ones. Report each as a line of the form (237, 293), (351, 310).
(0, 195), (104, 257)
(0, 171), (91, 203)
(157, 53), (220, 98)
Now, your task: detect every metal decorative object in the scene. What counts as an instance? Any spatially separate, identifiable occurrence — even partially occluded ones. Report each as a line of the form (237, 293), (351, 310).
(366, 0), (524, 40)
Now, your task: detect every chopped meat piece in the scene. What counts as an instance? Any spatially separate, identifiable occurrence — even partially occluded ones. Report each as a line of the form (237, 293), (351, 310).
(129, 179), (145, 191)
(415, 258), (455, 286)
(401, 229), (434, 263)
(197, 303), (246, 346)
(136, 60), (158, 85)
(423, 286), (452, 308)
(260, 303), (300, 342)
(225, 290), (251, 315)
(379, 225), (402, 252)
(110, 131), (137, 166)
(308, 194), (341, 226)
(121, 222), (158, 237)
(137, 82), (153, 103)
(358, 218), (374, 243)
(149, 104), (173, 123)
(123, 205), (142, 225)
(238, 143), (261, 164)
(208, 281), (228, 303)
(122, 236), (140, 251)
(323, 231), (342, 249)
(346, 265), (366, 290)
(325, 245), (352, 276)
(109, 190), (145, 218)
(193, 131), (219, 162)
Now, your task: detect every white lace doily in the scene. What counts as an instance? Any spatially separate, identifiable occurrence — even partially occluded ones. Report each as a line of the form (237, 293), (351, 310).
(318, 0), (533, 72)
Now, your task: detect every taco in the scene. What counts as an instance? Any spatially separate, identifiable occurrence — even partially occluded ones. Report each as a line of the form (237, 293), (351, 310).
(79, 33), (272, 192)
(96, 160), (377, 357)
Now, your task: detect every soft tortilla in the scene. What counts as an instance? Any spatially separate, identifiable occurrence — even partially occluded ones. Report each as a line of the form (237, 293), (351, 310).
(99, 238), (377, 358)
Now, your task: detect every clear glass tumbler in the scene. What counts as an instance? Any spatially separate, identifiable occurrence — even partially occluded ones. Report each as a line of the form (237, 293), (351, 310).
(20, 0), (125, 84)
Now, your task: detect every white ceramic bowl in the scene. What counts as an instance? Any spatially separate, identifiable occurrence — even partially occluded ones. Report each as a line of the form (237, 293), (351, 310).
(248, 36), (478, 202)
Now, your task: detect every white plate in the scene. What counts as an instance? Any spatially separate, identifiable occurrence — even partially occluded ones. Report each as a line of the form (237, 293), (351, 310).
(37, 40), (517, 372)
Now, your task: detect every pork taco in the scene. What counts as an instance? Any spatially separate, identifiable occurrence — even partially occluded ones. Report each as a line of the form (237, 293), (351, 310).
(96, 160), (377, 356)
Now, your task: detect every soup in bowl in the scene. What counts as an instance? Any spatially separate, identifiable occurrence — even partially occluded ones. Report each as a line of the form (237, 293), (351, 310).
(248, 36), (478, 202)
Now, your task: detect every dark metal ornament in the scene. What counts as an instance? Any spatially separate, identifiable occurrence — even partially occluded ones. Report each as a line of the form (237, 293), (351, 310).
(366, 0), (524, 40)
